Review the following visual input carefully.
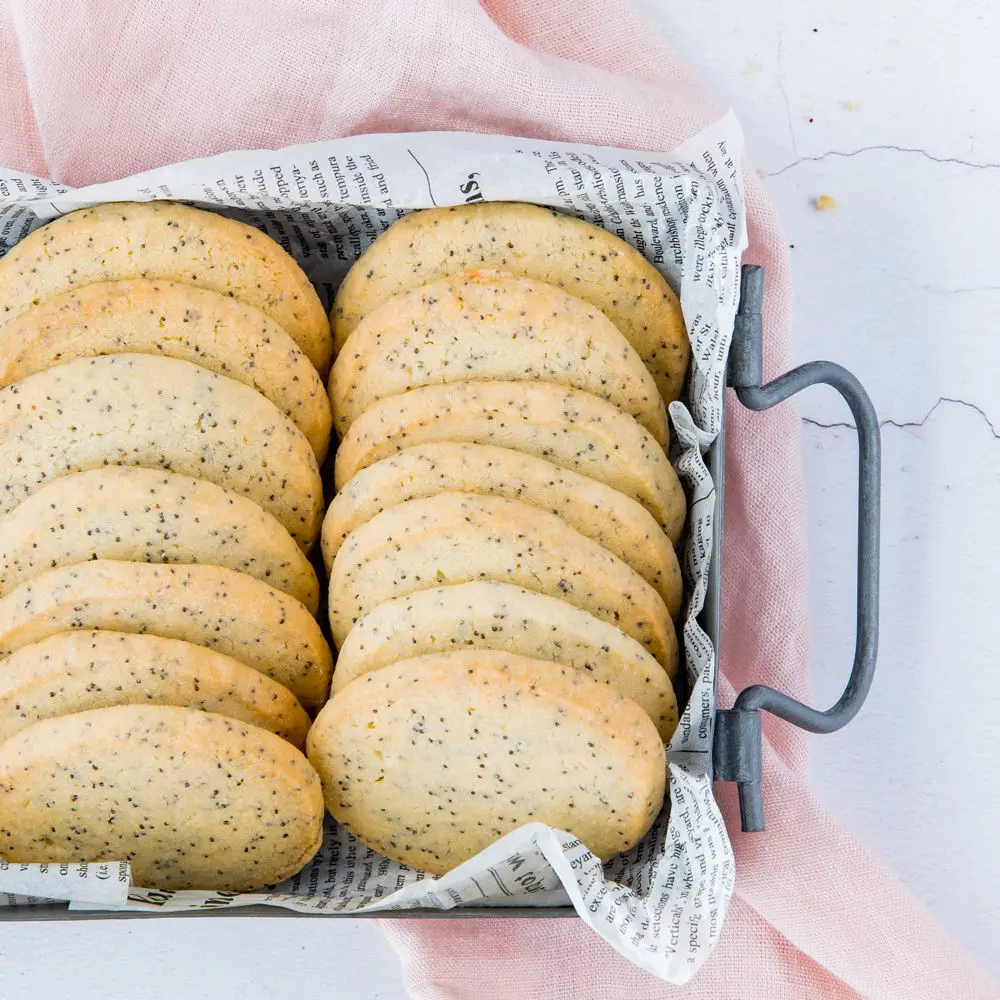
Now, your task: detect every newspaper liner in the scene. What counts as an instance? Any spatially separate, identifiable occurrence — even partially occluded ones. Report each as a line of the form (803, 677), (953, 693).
(0, 113), (747, 984)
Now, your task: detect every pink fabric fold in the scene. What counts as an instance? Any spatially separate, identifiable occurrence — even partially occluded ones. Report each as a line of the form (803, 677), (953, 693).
(0, 1), (994, 996)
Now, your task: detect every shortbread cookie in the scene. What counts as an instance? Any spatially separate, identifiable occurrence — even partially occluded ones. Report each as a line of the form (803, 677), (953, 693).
(330, 272), (667, 443)
(331, 201), (688, 401)
(333, 380), (676, 535)
(308, 649), (666, 875)
(332, 581), (679, 734)
(328, 493), (676, 661)
(0, 201), (331, 372)
(0, 705), (324, 890)
(0, 630), (310, 747)
(0, 353), (323, 550)
(322, 442), (684, 602)
(0, 279), (331, 459)
(0, 562), (332, 710)
(0, 467), (319, 613)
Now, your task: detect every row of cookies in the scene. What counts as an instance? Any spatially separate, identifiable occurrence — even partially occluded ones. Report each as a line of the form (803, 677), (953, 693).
(307, 202), (689, 875)
(0, 202), (334, 890)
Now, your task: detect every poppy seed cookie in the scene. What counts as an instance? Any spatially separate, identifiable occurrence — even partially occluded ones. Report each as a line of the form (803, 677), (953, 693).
(332, 581), (679, 736)
(0, 561), (332, 710)
(0, 353), (323, 550)
(0, 279), (332, 460)
(0, 467), (319, 613)
(322, 442), (684, 603)
(330, 201), (688, 402)
(0, 201), (331, 373)
(0, 630), (310, 748)
(333, 380), (677, 536)
(330, 272), (667, 443)
(328, 493), (676, 662)
(307, 649), (666, 875)
(0, 704), (324, 890)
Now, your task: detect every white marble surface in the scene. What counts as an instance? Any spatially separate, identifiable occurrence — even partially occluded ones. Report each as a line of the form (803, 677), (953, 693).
(654, 0), (1000, 979)
(6, 2), (998, 995)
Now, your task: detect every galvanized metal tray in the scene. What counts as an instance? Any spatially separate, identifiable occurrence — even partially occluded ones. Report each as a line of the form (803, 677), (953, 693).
(0, 264), (880, 921)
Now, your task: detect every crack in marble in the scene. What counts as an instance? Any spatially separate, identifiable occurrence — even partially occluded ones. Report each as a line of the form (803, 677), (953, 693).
(915, 282), (1000, 296)
(870, 269), (1000, 296)
(801, 396), (999, 438)
(767, 147), (1000, 177)
(775, 6), (799, 159)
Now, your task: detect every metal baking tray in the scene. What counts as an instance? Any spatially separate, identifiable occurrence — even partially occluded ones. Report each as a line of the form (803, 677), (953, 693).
(0, 264), (880, 921)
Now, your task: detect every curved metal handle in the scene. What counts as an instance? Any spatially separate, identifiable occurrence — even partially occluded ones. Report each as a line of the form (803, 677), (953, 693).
(712, 265), (881, 832)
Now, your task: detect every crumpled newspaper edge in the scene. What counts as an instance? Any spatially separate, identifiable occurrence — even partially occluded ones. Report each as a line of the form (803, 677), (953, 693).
(0, 114), (747, 985)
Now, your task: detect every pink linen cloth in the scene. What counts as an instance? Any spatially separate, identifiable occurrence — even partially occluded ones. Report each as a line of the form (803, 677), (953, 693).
(0, 1), (995, 996)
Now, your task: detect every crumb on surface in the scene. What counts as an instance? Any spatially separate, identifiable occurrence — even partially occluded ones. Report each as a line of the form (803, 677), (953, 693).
(814, 195), (839, 212)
